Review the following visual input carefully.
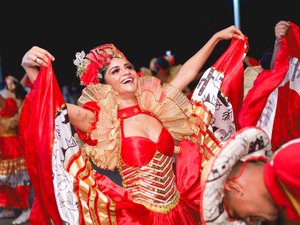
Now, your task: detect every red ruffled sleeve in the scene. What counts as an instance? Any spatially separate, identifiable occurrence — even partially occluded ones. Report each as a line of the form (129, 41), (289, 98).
(75, 101), (100, 146)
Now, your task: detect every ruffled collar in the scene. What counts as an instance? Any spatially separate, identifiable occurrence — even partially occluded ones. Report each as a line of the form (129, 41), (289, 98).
(76, 76), (195, 170)
(118, 105), (142, 119)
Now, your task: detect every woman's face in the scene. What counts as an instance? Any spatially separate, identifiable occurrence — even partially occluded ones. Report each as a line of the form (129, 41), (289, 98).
(4, 75), (16, 91)
(104, 58), (138, 96)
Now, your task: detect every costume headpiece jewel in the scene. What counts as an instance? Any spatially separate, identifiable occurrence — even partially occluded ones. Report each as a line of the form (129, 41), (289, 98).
(73, 44), (127, 86)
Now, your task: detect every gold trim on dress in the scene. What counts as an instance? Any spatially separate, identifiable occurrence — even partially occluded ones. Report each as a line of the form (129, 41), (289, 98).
(0, 158), (28, 175)
(278, 179), (300, 216)
(76, 76), (197, 171)
(0, 130), (18, 137)
(135, 191), (180, 214)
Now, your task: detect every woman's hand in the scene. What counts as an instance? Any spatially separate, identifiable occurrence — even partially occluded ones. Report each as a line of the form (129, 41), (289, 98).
(21, 46), (55, 68)
(21, 46), (55, 83)
(274, 20), (289, 40)
(214, 25), (244, 41)
(171, 25), (244, 91)
(270, 20), (290, 69)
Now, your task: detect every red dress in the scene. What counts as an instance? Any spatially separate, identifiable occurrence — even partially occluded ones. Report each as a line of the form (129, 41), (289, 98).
(75, 76), (203, 224)
(0, 96), (31, 208)
(20, 64), (220, 224)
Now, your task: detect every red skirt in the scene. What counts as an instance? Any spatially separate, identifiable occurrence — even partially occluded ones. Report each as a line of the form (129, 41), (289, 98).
(0, 136), (31, 208)
(93, 138), (202, 225)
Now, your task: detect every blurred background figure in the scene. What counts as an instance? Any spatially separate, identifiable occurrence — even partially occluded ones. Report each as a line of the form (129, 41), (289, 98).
(0, 74), (31, 225)
(61, 80), (82, 104)
(243, 50), (273, 98)
(150, 50), (178, 83)
(140, 50), (192, 95)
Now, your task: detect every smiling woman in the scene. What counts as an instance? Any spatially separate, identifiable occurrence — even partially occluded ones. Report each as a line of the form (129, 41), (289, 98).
(19, 25), (244, 224)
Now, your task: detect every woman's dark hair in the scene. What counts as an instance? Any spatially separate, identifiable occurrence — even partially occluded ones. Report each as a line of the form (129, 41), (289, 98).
(260, 51), (273, 70)
(99, 68), (107, 84)
(13, 80), (27, 100)
(155, 57), (170, 70)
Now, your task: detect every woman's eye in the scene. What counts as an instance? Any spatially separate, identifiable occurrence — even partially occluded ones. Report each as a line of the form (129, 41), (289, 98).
(127, 65), (134, 70)
(112, 68), (120, 74)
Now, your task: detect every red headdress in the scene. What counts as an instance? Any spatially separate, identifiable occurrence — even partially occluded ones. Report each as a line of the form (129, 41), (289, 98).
(73, 44), (128, 86)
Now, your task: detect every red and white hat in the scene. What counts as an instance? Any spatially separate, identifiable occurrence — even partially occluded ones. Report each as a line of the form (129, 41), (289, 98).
(200, 126), (273, 225)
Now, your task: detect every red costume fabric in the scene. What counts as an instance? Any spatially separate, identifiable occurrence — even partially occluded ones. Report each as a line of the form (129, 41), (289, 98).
(20, 64), (66, 224)
(75, 95), (202, 225)
(213, 36), (247, 131)
(20, 38), (247, 224)
(190, 36), (247, 145)
(264, 138), (300, 222)
(239, 21), (300, 150)
(0, 96), (30, 209)
(21, 61), (202, 224)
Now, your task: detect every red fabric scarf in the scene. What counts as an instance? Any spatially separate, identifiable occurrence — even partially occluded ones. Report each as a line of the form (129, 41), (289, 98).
(19, 62), (65, 225)
(191, 36), (247, 145)
(213, 36), (247, 131)
(239, 21), (300, 150)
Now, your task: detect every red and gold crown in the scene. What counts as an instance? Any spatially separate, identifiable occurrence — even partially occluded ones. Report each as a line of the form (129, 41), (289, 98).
(73, 44), (128, 86)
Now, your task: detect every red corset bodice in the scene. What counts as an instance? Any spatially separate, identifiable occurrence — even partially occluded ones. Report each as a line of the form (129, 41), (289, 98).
(118, 105), (174, 167)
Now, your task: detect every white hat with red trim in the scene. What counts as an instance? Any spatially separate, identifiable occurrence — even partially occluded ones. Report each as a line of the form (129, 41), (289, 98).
(200, 126), (273, 225)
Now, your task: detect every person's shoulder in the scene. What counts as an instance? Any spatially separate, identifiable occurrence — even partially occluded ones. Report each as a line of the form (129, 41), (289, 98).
(169, 64), (182, 78)
(0, 88), (15, 99)
(244, 66), (263, 83)
(244, 65), (263, 75)
(139, 67), (154, 77)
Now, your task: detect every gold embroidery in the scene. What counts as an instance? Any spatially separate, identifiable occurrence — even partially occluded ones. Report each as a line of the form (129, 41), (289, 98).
(135, 191), (180, 213)
(0, 130), (18, 137)
(0, 158), (28, 175)
(121, 152), (180, 213)
(278, 179), (300, 216)
(68, 151), (117, 225)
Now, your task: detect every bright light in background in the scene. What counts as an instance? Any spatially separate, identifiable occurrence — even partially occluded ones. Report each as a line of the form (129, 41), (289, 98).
(233, 0), (240, 29)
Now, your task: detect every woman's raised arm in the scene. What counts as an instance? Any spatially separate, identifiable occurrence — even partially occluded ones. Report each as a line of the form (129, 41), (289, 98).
(171, 25), (244, 91)
(21, 46), (95, 133)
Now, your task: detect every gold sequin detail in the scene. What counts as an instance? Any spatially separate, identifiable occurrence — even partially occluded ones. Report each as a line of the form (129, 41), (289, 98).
(120, 152), (180, 213)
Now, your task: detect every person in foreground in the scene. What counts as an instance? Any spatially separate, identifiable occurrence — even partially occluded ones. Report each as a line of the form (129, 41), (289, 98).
(21, 25), (243, 224)
(201, 126), (300, 225)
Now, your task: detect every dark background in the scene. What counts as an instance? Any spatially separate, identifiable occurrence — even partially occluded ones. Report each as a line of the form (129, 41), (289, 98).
(1, 0), (299, 86)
